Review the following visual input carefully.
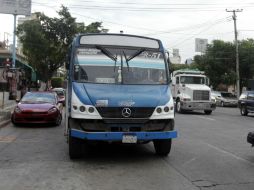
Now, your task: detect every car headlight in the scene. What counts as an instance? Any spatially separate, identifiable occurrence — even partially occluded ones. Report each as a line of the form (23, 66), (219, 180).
(14, 106), (22, 113)
(48, 107), (58, 113)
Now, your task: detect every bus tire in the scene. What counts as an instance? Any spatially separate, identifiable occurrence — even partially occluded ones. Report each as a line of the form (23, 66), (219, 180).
(153, 139), (172, 156)
(69, 130), (83, 159)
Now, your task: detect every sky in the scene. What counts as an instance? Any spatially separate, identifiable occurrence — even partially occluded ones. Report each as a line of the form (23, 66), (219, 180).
(0, 0), (254, 63)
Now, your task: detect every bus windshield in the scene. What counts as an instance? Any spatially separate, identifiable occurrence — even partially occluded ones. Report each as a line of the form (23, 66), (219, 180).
(73, 47), (167, 85)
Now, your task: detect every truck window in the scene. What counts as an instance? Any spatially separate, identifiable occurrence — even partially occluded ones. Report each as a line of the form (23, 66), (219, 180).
(180, 76), (205, 84)
(176, 77), (179, 84)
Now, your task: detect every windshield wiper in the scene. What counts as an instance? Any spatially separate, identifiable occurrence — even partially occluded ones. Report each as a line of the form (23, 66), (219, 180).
(123, 51), (129, 71)
(122, 48), (146, 71)
(95, 45), (117, 61)
(95, 45), (117, 71)
(126, 48), (146, 62)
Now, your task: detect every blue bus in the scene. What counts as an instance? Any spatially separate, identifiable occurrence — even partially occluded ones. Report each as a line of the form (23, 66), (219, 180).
(65, 33), (177, 158)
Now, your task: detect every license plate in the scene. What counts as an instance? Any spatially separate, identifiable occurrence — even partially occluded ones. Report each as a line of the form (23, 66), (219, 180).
(122, 135), (137, 143)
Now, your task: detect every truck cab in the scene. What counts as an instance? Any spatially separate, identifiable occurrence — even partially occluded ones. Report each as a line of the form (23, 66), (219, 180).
(171, 69), (216, 114)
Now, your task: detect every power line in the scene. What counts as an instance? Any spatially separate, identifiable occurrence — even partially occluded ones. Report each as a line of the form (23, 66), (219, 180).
(32, 2), (253, 12)
(143, 16), (231, 36)
(170, 17), (233, 48)
(32, 2), (233, 36)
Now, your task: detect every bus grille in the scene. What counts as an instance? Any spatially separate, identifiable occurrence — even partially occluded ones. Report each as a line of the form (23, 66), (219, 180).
(96, 107), (154, 118)
(193, 90), (210, 101)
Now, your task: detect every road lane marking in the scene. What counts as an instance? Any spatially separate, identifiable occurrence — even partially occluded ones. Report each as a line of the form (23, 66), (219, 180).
(0, 136), (16, 143)
(194, 116), (215, 121)
(206, 143), (254, 166)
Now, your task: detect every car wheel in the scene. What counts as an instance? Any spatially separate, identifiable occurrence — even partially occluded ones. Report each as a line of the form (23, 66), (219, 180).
(69, 129), (83, 159)
(55, 114), (62, 126)
(240, 105), (248, 116)
(204, 110), (212, 115)
(153, 139), (172, 156)
(220, 101), (224, 107)
(176, 100), (182, 113)
(11, 115), (18, 126)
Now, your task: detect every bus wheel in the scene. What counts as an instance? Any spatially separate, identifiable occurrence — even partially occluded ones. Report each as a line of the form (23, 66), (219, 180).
(153, 139), (172, 156)
(69, 129), (83, 159)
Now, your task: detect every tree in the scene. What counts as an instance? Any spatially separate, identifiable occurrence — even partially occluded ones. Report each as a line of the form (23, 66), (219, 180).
(193, 40), (235, 89)
(193, 39), (254, 90)
(238, 39), (254, 88)
(17, 6), (108, 83)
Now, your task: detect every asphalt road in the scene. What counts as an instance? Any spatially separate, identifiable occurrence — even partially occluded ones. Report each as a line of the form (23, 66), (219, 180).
(0, 107), (254, 190)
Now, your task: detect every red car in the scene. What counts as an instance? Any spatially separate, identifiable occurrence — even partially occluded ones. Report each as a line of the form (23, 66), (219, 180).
(11, 91), (63, 126)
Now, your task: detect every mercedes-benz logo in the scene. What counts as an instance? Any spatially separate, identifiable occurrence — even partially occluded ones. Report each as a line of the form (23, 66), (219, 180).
(122, 108), (131, 118)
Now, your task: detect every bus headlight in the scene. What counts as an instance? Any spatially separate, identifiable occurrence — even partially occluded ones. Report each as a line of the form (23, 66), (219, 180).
(150, 96), (174, 119)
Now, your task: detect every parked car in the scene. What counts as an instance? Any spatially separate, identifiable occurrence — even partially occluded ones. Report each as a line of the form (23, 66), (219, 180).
(11, 91), (63, 126)
(238, 91), (254, 116)
(52, 88), (65, 106)
(212, 91), (238, 107)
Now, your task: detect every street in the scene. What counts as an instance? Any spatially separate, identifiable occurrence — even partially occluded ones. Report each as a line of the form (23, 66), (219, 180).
(0, 107), (254, 190)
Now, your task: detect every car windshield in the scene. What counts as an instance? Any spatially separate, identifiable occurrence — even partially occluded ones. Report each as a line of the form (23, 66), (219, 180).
(21, 93), (56, 104)
(221, 92), (236, 98)
(73, 47), (167, 85)
(180, 76), (205, 84)
(248, 92), (254, 100)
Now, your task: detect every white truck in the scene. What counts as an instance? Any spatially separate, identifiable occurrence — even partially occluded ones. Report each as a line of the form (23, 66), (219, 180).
(171, 69), (216, 114)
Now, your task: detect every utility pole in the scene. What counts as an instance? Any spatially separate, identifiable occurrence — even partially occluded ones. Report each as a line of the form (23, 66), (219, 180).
(226, 9), (242, 99)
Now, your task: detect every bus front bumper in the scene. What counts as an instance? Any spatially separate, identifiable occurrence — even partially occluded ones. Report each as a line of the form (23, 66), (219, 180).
(70, 129), (177, 142)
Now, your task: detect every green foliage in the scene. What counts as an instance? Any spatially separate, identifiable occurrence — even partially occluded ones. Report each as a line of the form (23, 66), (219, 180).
(192, 39), (254, 90)
(171, 64), (190, 72)
(17, 6), (108, 82)
(171, 63), (200, 73)
(51, 77), (64, 88)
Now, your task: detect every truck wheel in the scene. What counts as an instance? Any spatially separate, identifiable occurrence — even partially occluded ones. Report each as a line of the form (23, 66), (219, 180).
(176, 100), (182, 113)
(240, 106), (248, 116)
(204, 110), (212, 115)
(69, 130), (83, 159)
(153, 139), (172, 156)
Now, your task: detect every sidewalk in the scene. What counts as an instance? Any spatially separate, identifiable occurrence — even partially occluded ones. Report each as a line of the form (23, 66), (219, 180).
(0, 100), (16, 128)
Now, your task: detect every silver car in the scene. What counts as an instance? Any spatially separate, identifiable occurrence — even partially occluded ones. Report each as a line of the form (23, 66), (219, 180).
(212, 91), (238, 107)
